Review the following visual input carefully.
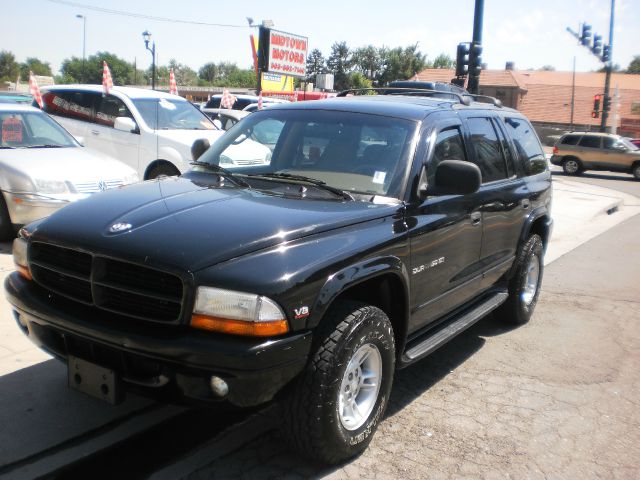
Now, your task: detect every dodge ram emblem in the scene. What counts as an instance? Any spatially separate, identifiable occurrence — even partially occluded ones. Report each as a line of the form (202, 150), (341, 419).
(109, 222), (132, 233)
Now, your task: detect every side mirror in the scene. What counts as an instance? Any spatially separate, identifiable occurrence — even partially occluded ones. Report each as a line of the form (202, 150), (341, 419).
(420, 160), (481, 198)
(191, 138), (211, 161)
(114, 117), (138, 133)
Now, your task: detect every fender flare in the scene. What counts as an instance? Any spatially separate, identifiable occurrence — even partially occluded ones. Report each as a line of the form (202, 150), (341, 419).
(307, 255), (410, 331)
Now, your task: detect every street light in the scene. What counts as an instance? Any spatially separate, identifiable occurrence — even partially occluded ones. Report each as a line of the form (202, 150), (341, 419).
(142, 30), (156, 90)
(76, 14), (86, 83)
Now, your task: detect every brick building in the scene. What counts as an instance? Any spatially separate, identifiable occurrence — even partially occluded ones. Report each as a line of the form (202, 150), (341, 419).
(415, 67), (640, 143)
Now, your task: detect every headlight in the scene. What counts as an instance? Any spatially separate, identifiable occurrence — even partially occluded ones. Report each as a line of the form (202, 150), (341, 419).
(34, 179), (70, 194)
(12, 237), (31, 280)
(191, 287), (289, 337)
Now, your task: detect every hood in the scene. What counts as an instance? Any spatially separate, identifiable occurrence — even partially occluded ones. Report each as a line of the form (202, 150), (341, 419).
(0, 146), (137, 183)
(31, 174), (401, 273)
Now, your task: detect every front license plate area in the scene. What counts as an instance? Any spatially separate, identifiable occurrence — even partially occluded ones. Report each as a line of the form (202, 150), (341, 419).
(68, 355), (122, 404)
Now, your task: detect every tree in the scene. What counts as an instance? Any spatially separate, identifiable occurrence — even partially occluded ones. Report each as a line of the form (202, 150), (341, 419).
(377, 44), (428, 86)
(352, 45), (383, 81)
(60, 52), (134, 85)
(0, 50), (20, 82)
(326, 42), (352, 91)
(431, 53), (454, 69)
(166, 59), (198, 86)
(198, 62), (218, 83)
(19, 58), (52, 80)
(539, 65), (556, 71)
(626, 55), (640, 74)
(306, 49), (326, 79)
(348, 72), (373, 90)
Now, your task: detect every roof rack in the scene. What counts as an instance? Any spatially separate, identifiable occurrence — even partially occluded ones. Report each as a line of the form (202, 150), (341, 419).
(336, 87), (472, 106)
(468, 94), (503, 108)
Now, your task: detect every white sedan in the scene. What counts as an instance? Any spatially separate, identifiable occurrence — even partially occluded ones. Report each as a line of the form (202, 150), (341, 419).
(0, 104), (139, 239)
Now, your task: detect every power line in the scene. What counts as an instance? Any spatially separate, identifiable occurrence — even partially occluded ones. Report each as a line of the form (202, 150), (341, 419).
(45, 0), (248, 28)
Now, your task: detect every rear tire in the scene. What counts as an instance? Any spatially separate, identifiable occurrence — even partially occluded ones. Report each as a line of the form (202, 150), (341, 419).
(495, 234), (544, 325)
(562, 157), (582, 176)
(147, 163), (180, 179)
(0, 194), (14, 241)
(632, 163), (640, 181)
(282, 301), (395, 464)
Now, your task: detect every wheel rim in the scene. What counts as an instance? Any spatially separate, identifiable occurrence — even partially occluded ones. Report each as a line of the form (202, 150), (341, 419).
(564, 160), (579, 174)
(521, 253), (540, 306)
(634, 166), (640, 179)
(338, 343), (382, 431)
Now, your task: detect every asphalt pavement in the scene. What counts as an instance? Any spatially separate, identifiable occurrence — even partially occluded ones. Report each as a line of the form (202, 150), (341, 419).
(0, 173), (638, 479)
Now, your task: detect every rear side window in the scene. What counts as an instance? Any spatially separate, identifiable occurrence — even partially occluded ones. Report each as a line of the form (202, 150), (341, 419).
(504, 117), (547, 175)
(560, 134), (581, 145)
(579, 136), (601, 148)
(41, 90), (95, 123)
(467, 117), (509, 183)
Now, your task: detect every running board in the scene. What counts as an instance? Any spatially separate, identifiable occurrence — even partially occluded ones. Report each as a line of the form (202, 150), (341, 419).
(401, 291), (509, 365)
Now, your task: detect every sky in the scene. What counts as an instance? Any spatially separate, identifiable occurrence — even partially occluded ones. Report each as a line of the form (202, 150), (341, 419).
(2, 0), (638, 78)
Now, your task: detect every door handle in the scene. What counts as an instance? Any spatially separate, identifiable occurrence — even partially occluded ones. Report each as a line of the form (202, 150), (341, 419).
(521, 199), (530, 209)
(90, 130), (100, 135)
(470, 212), (481, 226)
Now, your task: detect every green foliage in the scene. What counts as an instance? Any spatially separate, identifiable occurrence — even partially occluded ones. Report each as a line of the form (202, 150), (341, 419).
(19, 58), (52, 80)
(377, 44), (427, 86)
(431, 53), (454, 69)
(348, 72), (373, 90)
(60, 52), (134, 85)
(327, 42), (352, 91)
(195, 61), (255, 88)
(626, 55), (640, 74)
(306, 49), (326, 78)
(0, 50), (20, 82)
(352, 45), (383, 80)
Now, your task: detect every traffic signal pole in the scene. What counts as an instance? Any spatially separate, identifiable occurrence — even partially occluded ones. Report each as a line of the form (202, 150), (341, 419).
(600, 0), (615, 132)
(467, 0), (484, 94)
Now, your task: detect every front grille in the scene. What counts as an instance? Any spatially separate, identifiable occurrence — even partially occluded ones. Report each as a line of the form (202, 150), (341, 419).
(29, 242), (184, 323)
(73, 179), (125, 193)
(234, 159), (266, 166)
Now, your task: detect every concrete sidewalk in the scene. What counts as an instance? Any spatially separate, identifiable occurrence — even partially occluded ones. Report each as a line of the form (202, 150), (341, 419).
(0, 176), (638, 478)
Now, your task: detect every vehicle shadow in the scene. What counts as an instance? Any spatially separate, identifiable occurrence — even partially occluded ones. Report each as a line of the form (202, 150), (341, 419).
(185, 313), (518, 479)
(0, 359), (153, 476)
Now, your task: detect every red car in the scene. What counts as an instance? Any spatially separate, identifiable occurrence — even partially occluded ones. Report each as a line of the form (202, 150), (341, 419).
(631, 138), (640, 148)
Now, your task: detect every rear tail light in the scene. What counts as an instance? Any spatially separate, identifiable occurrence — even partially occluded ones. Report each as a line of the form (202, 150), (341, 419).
(552, 146), (558, 154)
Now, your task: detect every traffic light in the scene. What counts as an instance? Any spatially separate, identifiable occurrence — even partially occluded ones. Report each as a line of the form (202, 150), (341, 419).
(591, 34), (602, 55)
(469, 43), (483, 78)
(580, 23), (592, 46)
(602, 95), (611, 113)
(455, 43), (470, 77)
(592, 94), (601, 118)
(601, 44), (611, 62)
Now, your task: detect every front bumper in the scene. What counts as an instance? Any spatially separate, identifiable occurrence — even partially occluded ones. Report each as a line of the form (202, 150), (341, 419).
(5, 273), (312, 407)
(4, 192), (79, 226)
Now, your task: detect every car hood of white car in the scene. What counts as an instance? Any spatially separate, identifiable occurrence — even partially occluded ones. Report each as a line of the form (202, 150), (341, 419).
(153, 128), (224, 148)
(0, 145), (137, 183)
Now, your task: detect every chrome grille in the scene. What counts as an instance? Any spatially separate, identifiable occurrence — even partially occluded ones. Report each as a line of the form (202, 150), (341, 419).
(29, 242), (184, 323)
(73, 179), (125, 193)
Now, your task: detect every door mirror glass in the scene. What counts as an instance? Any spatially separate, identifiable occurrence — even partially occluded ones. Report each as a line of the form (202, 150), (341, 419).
(428, 160), (481, 196)
(114, 117), (137, 133)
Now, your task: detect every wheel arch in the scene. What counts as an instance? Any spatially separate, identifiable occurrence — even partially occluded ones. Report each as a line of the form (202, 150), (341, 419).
(308, 257), (411, 360)
(508, 208), (552, 279)
(144, 159), (181, 180)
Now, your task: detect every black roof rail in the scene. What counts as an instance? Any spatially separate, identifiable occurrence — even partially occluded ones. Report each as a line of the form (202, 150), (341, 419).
(469, 94), (503, 108)
(336, 87), (472, 106)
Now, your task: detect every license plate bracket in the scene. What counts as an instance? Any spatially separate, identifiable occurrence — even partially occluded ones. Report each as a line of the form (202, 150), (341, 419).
(68, 355), (122, 404)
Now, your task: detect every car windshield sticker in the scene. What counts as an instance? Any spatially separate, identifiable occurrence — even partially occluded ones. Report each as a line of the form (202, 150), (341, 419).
(2, 117), (23, 143)
(372, 171), (386, 184)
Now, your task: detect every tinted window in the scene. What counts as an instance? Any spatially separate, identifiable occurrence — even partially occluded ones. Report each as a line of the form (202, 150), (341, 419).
(41, 90), (95, 123)
(131, 98), (216, 130)
(432, 128), (466, 167)
(467, 117), (508, 183)
(579, 136), (601, 148)
(204, 97), (221, 109)
(493, 119), (515, 177)
(561, 134), (581, 145)
(504, 117), (547, 175)
(96, 95), (133, 127)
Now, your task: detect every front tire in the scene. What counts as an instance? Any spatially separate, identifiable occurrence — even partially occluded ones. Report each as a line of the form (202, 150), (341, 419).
(282, 301), (395, 464)
(632, 163), (640, 181)
(495, 234), (544, 325)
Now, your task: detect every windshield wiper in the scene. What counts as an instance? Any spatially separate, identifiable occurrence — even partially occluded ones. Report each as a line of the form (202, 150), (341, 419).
(246, 173), (353, 200)
(189, 161), (251, 188)
(26, 144), (64, 148)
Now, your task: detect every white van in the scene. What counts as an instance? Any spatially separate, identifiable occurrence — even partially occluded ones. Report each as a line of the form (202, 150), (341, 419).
(39, 85), (225, 179)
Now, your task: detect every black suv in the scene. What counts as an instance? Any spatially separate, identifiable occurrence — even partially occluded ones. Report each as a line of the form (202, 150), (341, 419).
(6, 91), (552, 464)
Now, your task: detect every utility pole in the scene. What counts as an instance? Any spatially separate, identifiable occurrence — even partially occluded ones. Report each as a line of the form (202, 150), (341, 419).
(600, 0), (615, 132)
(467, 0), (484, 94)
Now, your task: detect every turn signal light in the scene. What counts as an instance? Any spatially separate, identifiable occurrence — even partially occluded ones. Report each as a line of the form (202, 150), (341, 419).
(191, 314), (289, 337)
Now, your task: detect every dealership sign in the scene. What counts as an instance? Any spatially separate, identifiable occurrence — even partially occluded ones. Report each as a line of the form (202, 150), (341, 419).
(268, 29), (308, 77)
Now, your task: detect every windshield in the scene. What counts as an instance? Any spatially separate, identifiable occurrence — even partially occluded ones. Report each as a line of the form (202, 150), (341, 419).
(196, 109), (417, 199)
(131, 98), (217, 131)
(0, 110), (78, 148)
